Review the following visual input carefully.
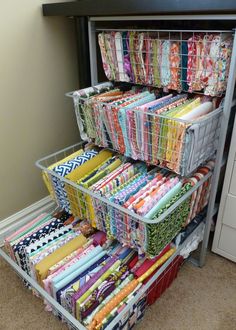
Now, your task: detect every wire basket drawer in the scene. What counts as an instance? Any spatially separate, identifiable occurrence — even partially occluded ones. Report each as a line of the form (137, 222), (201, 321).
(0, 194), (204, 330)
(36, 143), (213, 257)
(69, 86), (222, 176)
(97, 30), (233, 96)
(0, 236), (184, 330)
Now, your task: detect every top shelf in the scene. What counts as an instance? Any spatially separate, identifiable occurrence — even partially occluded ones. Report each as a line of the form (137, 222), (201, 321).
(42, 1), (236, 17)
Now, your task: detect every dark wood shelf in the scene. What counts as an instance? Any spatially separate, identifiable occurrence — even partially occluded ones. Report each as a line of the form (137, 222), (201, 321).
(43, 0), (236, 17)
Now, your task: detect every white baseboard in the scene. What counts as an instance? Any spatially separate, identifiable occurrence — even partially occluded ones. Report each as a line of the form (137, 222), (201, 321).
(0, 196), (56, 246)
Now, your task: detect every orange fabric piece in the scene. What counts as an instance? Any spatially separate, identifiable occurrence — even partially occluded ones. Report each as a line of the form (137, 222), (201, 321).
(88, 279), (139, 330)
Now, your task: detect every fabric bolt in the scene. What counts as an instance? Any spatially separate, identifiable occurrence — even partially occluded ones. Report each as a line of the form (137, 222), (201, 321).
(137, 177), (180, 216)
(145, 182), (182, 219)
(98, 33), (113, 80)
(114, 32), (130, 82)
(204, 35), (221, 96)
(92, 163), (132, 193)
(168, 41), (181, 91)
(51, 245), (103, 289)
(145, 182), (193, 257)
(181, 40), (189, 91)
(88, 279), (139, 329)
(73, 82), (114, 141)
(27, 229), (78, 278)
(35, 234), (87, 285)
(43, 243), (96, 296)
(126, 171), (166, 210)
(74, 259), (121, 319)
(13, 217), (65, 273)
(95, 164), (146, 238)
(65, 150), (112, 221)
(78, 264), (130, 320)
(42, 149), (83, 199)
(83, 275), (133, 326)
(47, 247), (84, 276)
(52, 149), (98, 212)
(118, 93), (156, 157)
(59, 254), (110, 315)
(99, 282), (143, 329)
(134, 244), (171, 280)
(4, 213), (50, 260)
(71, 256), (118, 311)
(9, 214), (59, 251)
(100, 291), (146, 330)
(164, 98), (202, 171)
(52, 249), (107, 300)
(5, 213), (48, 246)
(152, 38), (161, 87)
(26, 224), (73, 256)
(78, 157), (122, 226)
(161, 40), (171, 87)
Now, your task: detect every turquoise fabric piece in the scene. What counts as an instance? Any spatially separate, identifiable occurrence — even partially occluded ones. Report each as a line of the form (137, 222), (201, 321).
(52, 249), (107, 299)
(145, 182), (182, 219)
(51, 245), (103, 289)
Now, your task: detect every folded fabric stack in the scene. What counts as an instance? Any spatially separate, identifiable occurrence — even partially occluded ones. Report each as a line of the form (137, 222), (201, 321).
(42, 146), (213, 257)
(4, 213), (177, 330)
(145, 161), (213, 256)
(74, 85), (221, 175)
(98, 31), (232, 96)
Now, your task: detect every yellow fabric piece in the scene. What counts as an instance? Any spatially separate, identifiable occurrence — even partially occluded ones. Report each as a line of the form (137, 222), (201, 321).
(137, 247), (176, 282)
(34, 234), (87, 286)
(79, 158), (122, 227)
(65, 150), (113, 222)
(173, 98), (201, 119)
(42, 149), (84, 198)
(166, 98), (201, 169)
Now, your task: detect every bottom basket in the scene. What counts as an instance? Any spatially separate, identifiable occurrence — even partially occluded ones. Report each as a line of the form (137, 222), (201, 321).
(0, 203), (204, 330)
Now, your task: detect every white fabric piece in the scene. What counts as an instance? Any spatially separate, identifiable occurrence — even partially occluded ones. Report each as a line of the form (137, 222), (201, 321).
(182, 107), (222, 175)
(180, 225), (205, 259)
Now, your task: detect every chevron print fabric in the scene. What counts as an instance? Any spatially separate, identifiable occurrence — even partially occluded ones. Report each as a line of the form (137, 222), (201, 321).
(52, 150), (98, 211)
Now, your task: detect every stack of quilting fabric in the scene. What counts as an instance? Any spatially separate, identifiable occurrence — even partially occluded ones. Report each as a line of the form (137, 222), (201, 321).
(41, 145), (213, 257)
(4, 212), (177, 329)
(98, 31), (232, 96)
(73, 84), (221, 175)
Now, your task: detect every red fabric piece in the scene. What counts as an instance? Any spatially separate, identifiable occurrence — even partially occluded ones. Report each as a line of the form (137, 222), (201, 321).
(147, 255), (184, 305)
(127, 255), (139, 270)
(134, 244), (171, 278)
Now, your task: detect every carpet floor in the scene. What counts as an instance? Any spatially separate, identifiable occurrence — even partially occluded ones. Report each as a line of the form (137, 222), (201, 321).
(0, 251), (235, 330)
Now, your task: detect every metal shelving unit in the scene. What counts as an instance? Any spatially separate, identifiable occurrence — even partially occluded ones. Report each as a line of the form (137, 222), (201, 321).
(1, 8), (236, 330)
(86, 16), (236, 267)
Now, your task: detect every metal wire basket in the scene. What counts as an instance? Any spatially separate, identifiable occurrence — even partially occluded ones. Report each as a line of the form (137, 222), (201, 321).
(0, 236), (185, 330)
(96, 29), (233, 96)
(68, 89), (222, 176)
(36, 143), (212, 257)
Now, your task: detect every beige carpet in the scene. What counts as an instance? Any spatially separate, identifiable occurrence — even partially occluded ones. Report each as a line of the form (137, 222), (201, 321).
(0, 251), (235, 330)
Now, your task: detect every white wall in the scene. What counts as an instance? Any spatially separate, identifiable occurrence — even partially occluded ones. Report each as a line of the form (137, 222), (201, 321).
(0, 0), (80, 220)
